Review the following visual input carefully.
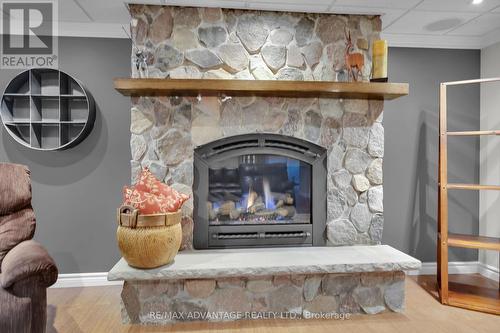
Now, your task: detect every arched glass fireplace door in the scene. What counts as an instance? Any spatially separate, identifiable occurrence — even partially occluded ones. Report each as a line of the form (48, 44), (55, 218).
(193, 134), (327, 249)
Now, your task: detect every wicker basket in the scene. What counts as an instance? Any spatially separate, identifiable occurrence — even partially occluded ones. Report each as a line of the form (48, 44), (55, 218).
(116, 205), (182, 269)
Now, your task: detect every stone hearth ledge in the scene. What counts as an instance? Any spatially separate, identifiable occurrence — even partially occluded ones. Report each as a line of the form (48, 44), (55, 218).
(108, 245), (421, 281)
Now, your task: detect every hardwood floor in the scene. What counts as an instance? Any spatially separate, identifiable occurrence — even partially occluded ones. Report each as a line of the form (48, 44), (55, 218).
(46, 275), (500, 333)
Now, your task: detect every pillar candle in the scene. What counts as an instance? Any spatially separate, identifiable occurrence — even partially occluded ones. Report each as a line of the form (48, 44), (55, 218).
(372, 40), (388, 79)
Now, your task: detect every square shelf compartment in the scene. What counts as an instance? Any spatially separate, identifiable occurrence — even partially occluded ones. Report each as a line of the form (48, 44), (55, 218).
(5, 71), (30, 95)
(31, 69), (59, 96)
(31, 123), (60, 150)
(31, 96), (59, 122)
(60, 98), (89, 122)
(1, 96), (31, 122)
(60, 72), (84, 96)
(60, 123), (85, 146)
(5, 123), (30, 145)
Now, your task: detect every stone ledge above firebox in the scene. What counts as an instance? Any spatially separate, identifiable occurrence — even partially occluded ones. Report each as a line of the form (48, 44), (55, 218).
(108, 245), (421, 281)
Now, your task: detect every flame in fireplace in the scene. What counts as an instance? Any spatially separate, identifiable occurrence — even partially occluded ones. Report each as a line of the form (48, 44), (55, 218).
(263, 177), (275, 210)
(246, 184), (255, 211)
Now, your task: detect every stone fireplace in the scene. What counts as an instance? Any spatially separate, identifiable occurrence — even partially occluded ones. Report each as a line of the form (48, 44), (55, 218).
(129, 5), (385, 250)
(108, 5), (420, 324)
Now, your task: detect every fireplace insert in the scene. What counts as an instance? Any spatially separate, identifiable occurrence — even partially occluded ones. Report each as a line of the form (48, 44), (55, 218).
(193, 134), (327, 249)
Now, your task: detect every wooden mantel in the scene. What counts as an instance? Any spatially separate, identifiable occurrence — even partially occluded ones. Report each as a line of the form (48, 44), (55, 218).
(114, 78), (409, 100)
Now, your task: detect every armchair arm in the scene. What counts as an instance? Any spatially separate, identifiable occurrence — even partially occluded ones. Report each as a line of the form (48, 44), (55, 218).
(1, 240), (58, 289)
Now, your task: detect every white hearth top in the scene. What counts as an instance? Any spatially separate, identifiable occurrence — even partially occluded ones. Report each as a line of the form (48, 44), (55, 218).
(108, 245), (421, 281)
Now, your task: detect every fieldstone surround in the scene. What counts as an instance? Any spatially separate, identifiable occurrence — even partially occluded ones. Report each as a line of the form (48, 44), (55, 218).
(120, 271), (405, 324)
(128, 5), (384, 249)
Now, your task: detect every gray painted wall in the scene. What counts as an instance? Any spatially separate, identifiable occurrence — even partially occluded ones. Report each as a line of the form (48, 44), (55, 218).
(480, 42), (500, 270)
(0, 39), (480, 273)
(384, 47), (480, 263)
(0, 37), (131, 273)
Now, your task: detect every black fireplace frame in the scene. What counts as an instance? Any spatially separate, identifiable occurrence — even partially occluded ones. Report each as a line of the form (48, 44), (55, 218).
(193, 133), (327, 249)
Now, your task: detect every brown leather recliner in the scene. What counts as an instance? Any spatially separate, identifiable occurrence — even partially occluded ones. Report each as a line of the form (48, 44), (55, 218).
(0, 163), (58, 333)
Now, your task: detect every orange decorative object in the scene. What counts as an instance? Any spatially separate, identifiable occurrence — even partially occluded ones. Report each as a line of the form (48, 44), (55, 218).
(122, 187), (171, 214)
(123, 168), (189, 214)
(344, 28), (365, 82)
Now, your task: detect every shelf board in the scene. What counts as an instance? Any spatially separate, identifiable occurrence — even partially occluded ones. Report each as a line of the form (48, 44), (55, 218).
(5, 121), (30, 125)
(5, 94), (87, 99)
(443, 274), (500, 315)
(448, 294), (500, 315)
(443, 77), (500, 86)
(447, 233), (500, 251)
(60, 94), (86, 99)
(3, 93), (30, 97)
(2, 94), (30, 101)
(60, 121), (86, 124)
(31, 121), (60, 124)
(447, 130), (500, 136)
(31, 94), (59, 98)
(114, 78), (409, 100)
(5, 120), (86, 125)
(447, 183), (500, 190)
(4, 94), (86, 99)
(6, 121), (87, 125)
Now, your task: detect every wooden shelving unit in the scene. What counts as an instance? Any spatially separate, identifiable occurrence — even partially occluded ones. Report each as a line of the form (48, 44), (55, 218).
(438, 77), (500, 315)
(114, 78), (409, 100)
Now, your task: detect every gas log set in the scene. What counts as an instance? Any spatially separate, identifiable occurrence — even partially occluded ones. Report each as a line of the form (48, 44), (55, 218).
(207, 187), (299, 224)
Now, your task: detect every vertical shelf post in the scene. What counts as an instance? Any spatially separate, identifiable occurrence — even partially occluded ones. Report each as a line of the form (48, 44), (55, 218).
(438, 83), (449, 303)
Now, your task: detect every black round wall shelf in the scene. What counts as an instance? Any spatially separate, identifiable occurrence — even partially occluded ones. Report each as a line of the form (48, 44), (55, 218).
(0, 68), (95, 151)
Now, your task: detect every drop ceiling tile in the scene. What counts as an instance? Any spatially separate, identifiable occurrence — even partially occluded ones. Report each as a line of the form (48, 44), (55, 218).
(330, 6), (406, 29)
(249, 0), (332, 4)
(126, 1), (162, 3)
(245, 2), (330, 13)
(383, 10), (478, 34)
(329, 5), (384, 14)
(83, 0), (249, 23)
(75, 0), (130, 23)
(416, 0), (500, 13)
(158, 0), (247, 10)
(59, 0), (92, 23)
(448, 13), (500, 36)
(333, 0), (421, 10)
